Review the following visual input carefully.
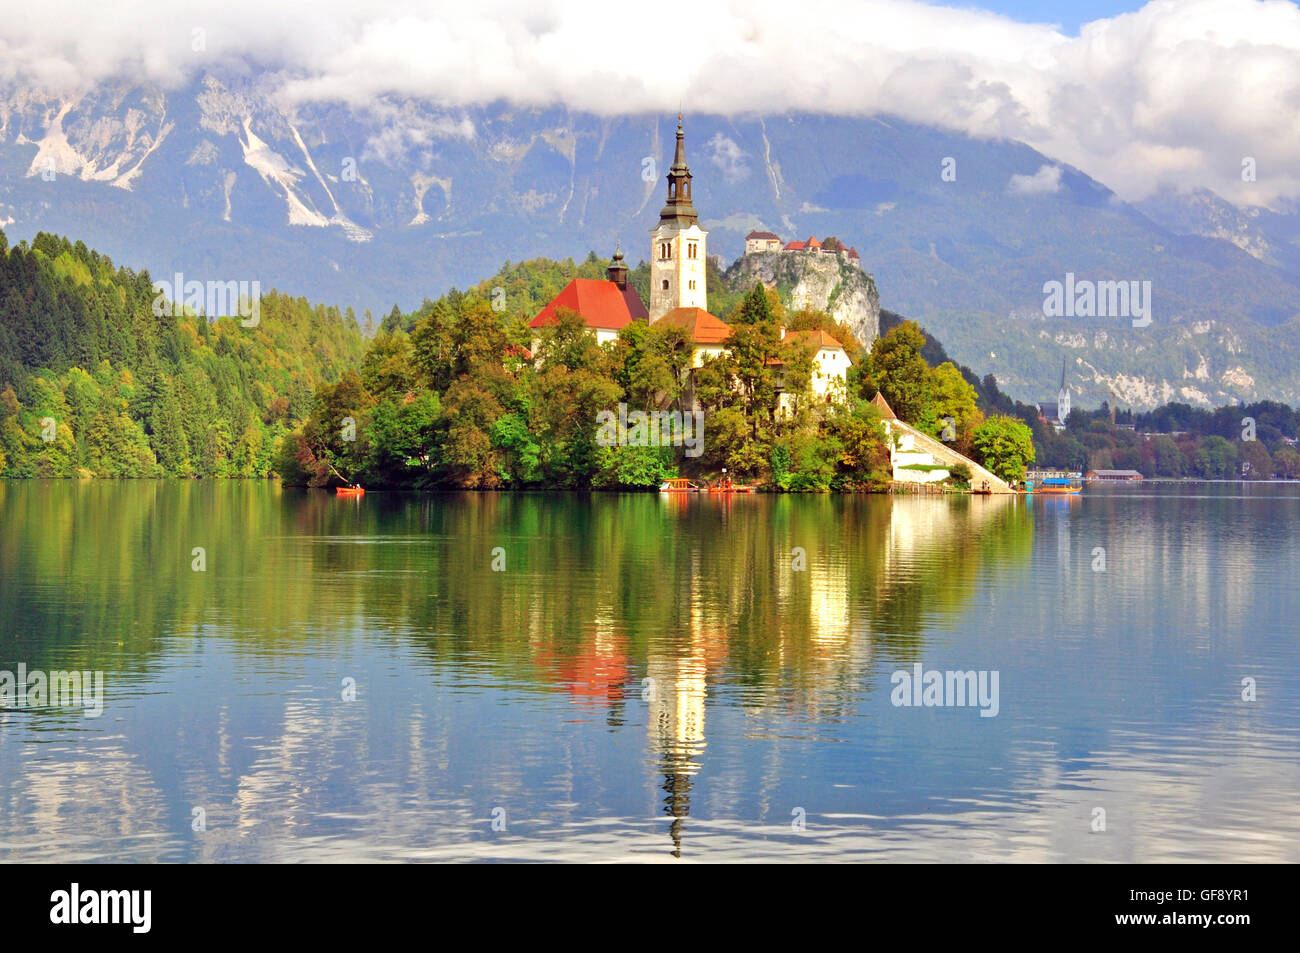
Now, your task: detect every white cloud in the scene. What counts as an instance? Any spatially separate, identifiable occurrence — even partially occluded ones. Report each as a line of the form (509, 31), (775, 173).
(1008, 164), (1062, 194)
(1, 0), (1299, 203)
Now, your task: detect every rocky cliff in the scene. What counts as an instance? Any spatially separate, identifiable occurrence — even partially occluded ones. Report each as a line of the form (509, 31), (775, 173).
(725, 250), (880, 347)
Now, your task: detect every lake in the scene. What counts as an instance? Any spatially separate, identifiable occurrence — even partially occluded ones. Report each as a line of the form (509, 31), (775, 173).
(1, 481), (1296, 862)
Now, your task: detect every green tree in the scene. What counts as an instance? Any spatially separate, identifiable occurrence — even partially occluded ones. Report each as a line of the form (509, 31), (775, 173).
(1238, 439), (1272, 479)
(1150, 434), (1186, 477)
(972, 415), (1036, 483)
(924, 361), (982, 451)
(868, 321), (933, 425)
(1193, 436), (1237, 479)
(1272, 446), (1300, 479)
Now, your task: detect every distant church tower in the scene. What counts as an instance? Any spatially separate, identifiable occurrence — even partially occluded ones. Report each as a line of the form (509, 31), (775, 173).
(1057, 358), (1071, 422)
(649, 116), (708, 322)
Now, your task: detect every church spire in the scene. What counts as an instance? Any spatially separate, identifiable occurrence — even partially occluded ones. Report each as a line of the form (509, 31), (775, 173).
(659, 115), (698, 226)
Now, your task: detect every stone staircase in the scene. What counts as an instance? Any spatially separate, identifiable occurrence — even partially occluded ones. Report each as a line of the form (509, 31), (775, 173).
(882, 418), (1015, 493)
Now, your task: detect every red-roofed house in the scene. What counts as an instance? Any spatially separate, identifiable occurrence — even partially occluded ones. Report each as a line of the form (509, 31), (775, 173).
(779, 236), (863, 266)
(529, 277), (637, 354)
(653, 306), (735, 410)
(784, 236), (823, 253)
(655, 306), (734, 367)
(744, 230), (783, 254)
(771, 327), (853, 412)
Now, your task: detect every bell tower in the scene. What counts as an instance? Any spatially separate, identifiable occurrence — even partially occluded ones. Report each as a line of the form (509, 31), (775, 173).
(649, 116), (708, 322)
(1057, 358), (1071, 422)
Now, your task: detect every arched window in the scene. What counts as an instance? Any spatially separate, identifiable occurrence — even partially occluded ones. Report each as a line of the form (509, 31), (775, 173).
(662, 279), (669, 290)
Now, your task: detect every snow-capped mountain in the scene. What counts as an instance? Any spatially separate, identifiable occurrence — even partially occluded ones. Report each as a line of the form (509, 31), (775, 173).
(4, 72), (1300, 407)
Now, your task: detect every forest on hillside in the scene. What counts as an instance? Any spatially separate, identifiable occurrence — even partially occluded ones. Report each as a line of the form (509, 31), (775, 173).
(4, 232), (1296, 487)
(0, 230), (364, 478)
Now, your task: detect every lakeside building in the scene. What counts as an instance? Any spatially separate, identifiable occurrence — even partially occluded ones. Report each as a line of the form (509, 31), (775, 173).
(871, 392), (1014, 492)
(768, 329), (852, 414)
(1086, 468), (1144, 481)
(528, 273), (637, 352)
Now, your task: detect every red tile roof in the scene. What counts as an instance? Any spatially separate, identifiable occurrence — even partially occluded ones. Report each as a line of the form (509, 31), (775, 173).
(784, 329), (846, 350)
(529, 279), (635, 331)
(784, 241), (806, 251)
(656, 307), (733, 344)
(620, 284), (648, 320)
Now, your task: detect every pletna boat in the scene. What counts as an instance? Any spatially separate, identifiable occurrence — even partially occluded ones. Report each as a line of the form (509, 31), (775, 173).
(1032, 477), (1081, 495)
(659, 478), (701, 493)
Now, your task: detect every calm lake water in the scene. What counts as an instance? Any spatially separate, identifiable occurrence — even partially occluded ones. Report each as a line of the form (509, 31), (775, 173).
(1, 481), (1297, 862)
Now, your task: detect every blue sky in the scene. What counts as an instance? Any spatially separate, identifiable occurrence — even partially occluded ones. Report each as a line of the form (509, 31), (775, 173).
(964, 0), (1147, 33)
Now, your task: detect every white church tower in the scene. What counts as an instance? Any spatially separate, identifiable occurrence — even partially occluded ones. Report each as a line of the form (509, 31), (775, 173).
(649, 116), (708, 322)
(1057, 358), (1071, 422)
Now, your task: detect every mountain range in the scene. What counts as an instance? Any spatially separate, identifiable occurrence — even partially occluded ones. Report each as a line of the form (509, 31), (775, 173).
(3, 73), (1300, 409)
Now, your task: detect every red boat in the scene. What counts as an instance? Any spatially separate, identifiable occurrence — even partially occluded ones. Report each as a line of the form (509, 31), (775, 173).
(336, 486), (365, 497)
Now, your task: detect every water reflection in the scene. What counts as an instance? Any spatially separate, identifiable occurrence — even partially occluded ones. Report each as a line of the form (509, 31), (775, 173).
(0, 482), (1296, 861)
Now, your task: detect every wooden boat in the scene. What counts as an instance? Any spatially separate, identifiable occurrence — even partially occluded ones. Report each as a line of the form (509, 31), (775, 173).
(335, 485), (365, 496)
(1033, 477), (1081, 495)
(659, 478), (701, 493)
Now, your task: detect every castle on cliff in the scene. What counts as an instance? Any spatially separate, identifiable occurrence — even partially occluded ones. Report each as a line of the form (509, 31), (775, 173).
(744, 231), (861, 265)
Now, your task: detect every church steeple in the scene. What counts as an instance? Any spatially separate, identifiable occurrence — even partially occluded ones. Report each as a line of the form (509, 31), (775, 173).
(649, 114), (707, 322)
(658, 115), (698, 226)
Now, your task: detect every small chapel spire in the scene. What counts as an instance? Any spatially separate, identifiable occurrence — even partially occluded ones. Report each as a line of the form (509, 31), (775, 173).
(607, 240), (629, 290)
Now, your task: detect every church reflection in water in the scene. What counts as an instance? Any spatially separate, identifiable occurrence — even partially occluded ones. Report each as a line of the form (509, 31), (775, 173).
(646, 653), (708, 857)
(523, 492), (1028, 857)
